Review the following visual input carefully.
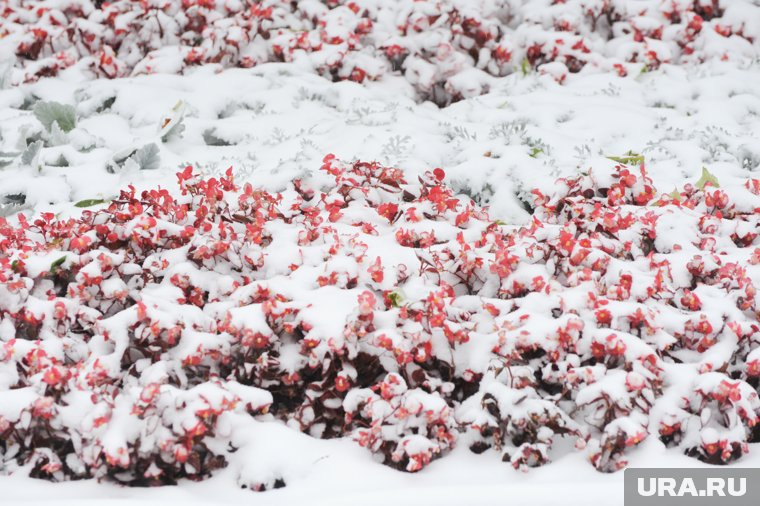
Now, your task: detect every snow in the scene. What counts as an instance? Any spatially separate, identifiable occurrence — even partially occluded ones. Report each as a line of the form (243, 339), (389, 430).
(1, 63), (759, 224)
(3, 1), (760, 505)
(2, 438), (760, 506)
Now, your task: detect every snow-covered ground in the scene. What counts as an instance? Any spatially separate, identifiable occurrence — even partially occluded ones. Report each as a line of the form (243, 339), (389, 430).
(3, 2), (760, 505)
(4, 61), (760, 223)
(2, 434), (760, 506)
(3, 60), (760, 506)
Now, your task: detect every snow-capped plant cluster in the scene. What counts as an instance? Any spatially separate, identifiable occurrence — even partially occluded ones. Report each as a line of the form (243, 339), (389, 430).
(2, 0), (759, 103)
(1, 154), (759, 487)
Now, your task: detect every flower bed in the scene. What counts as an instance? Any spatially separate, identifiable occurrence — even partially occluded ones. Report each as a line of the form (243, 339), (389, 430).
(1, 155), (759, 486)
(2, 0), (759, 103)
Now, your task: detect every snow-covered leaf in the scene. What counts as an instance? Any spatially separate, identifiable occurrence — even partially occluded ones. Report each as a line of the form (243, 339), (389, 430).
(696, 167), (720, 190)
(48, 120), (69, 146)
(20, 140), (43, 167)
(0, 64), (11, 90)
(203, 129), (232, 146)
(128, 143), (161, 170)
(159, 100), (186, 142)
(607, 152), (644, 166)
(33, 101), (77, 133)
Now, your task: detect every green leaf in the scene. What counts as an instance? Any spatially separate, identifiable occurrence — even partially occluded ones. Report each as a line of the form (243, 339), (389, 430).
(529, 147), (543, 158)
(696, 167), (720, 190)
(388, 291), (404, 308)
(33, 101), (77, 133)
(653, 188), (681, 206)
(607, 152), (644, 166)
(50, 256), (66, 274)
(521, 58), (530, 76)
(493, 219), (508, 226)
(74, 198), (106, 208)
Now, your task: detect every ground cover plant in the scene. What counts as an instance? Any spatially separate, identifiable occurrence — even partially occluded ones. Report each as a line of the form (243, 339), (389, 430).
(2, 0), (760, 104)
(2, 0), (760, 503)
(1, 155), (759, 489)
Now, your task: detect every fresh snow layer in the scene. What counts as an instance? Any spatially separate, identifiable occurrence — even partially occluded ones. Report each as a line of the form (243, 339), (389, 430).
(2, 61), (760, 505)
(2, 62), (760, 223)
(3, 10), (760, 504)
(2, 438), (760, 506)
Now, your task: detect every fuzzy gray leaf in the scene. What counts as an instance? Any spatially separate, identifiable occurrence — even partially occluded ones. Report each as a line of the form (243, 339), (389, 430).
(33, 101), (77, 133)
(203, 129), (232, 146)
(48, 120), (69, 146)
(129, 143), (161, 171)
(21, 140), (43, 166)
(0, 64), (10, 90)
